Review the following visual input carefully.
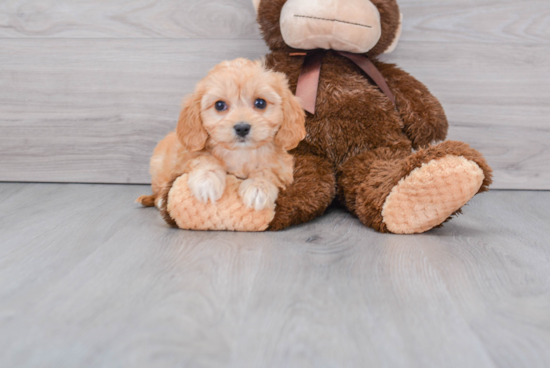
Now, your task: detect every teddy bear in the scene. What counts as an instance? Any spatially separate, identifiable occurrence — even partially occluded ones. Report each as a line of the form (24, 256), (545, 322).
(160, 0), (492, 234)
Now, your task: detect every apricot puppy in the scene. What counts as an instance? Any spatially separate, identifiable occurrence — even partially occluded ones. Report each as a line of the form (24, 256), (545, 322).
(138, 58), (305, 211)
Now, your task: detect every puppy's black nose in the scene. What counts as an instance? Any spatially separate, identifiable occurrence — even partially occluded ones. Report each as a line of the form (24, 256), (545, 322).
(234, 123), (251, 137)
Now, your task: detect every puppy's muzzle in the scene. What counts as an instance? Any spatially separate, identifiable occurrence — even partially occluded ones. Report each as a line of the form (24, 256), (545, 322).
(234, 123), (251, 138)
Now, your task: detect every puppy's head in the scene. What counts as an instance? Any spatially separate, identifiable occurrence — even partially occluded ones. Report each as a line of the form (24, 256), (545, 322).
(177, 58), (305, 152)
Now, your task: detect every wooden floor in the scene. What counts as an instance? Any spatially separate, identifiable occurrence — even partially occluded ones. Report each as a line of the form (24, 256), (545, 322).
(1, 183), (549, 367)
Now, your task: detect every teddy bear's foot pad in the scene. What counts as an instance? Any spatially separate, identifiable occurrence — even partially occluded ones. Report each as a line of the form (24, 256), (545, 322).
(165, 174), (275, 232)
(381, 155), (485, 234)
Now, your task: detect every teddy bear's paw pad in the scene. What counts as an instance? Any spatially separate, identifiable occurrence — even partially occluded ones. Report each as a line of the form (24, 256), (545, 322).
(166, 174), (275, 232)
(381, 155), (485, 234)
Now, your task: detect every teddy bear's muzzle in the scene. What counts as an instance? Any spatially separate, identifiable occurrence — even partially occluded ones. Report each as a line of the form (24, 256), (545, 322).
(279, 0), (382, 54)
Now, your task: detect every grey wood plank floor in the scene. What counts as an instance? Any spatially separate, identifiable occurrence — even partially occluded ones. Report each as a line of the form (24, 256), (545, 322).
(1, 183), (549, 368)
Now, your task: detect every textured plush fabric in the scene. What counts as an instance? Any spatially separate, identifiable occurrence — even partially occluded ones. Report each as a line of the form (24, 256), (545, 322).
(279, 0), (382, 53)
(337, 141), (492, 233)
(381, 155), (485, 234)
(161, 175), (274, 232)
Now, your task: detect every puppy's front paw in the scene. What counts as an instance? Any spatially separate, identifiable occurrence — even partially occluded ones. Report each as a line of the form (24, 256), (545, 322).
(239, 178), (278, 211)
(187, 169), (226, 204)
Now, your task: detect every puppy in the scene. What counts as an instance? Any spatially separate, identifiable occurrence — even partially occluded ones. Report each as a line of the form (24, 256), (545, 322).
(137, 58), (305, 211)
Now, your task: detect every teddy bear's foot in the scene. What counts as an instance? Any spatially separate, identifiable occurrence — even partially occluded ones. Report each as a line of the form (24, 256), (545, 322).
(159, 174), (275, 232)
(338, 141), (493, 234)
(381, 155), (484, 234)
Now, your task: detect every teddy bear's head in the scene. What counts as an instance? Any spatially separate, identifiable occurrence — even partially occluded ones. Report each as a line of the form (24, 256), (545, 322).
(253, 0), (402, 57)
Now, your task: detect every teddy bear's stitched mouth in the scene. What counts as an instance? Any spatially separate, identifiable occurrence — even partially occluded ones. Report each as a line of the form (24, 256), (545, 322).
(294, 15), (372, 29)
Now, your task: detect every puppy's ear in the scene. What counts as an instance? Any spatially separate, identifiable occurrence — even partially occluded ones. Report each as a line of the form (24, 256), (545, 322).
(176, 91), (208, 152)
(275, 75), (306, 151)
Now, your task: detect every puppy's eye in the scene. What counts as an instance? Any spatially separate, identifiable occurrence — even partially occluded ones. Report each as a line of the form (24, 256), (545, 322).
(215, 101), (228, 111)
(254, 98), (267, 110)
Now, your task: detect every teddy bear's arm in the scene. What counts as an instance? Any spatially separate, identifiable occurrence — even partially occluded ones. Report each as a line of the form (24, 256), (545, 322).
(377, 62), (449, 149)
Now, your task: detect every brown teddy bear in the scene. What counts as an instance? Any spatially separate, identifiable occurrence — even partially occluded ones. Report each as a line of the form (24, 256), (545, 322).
(160, 0), (492, 234)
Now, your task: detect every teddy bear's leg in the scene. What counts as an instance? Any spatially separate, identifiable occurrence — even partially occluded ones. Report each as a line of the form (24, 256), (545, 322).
(268, 152), (336, 231)
(338, 141), (492, 234)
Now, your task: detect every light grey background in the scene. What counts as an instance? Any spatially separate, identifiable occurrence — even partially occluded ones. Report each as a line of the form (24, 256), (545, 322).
(0, 0), (549, 188)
